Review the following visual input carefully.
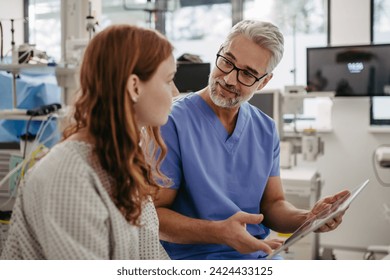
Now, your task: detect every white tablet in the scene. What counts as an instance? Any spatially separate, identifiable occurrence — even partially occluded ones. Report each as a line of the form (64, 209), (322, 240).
(266, 179), (370, 259)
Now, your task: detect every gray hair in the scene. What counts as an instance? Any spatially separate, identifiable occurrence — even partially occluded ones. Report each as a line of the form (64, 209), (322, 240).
(222, 20), (284, 73)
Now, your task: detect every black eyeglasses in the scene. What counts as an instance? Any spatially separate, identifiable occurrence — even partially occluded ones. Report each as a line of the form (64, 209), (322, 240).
(215, 54), (268, 87)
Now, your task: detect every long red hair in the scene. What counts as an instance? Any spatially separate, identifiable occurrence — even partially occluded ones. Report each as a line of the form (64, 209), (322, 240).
(63, 25), (173, 224)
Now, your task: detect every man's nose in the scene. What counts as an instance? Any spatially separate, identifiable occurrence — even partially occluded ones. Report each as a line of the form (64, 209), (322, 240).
(224, 69), (239, 86)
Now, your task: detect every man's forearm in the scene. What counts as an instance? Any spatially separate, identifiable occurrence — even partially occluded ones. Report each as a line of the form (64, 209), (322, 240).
(156, 207), (222, 244)
(262, 200), (309, 233)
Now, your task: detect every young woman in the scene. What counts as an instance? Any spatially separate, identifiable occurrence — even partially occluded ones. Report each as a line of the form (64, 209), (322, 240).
(1, 24), (179, 259)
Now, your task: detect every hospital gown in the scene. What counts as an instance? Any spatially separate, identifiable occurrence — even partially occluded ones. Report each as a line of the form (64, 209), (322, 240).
(0, 141), (169, 260)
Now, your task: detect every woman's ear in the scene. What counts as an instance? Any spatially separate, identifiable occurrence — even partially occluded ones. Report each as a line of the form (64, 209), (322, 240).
(127, 74), (141, 103)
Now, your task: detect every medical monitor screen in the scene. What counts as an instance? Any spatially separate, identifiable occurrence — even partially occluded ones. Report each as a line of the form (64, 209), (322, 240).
(248, 90), (282, 138)
(249, 92), (274, 119)
(307, 44), (390, 96)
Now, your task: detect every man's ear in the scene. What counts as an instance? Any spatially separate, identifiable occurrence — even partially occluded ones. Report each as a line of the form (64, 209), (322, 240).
(256, 73), (273, 91)
(126, 74), (141, 103)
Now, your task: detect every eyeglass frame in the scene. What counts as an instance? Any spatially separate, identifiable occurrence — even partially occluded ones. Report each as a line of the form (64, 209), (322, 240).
(215, 53), (268, 87)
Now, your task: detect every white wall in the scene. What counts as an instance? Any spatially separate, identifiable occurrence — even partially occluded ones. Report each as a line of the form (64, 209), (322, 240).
(330, 0), (371, 45)
(0, 0), (24, 56)
(316, 98), (390, 259)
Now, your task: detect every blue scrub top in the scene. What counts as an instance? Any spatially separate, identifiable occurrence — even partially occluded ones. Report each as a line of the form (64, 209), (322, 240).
(160, 93), (280, 260)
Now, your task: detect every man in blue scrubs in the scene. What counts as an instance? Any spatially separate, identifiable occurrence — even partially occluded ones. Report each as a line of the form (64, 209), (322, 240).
(155, 20), (348, 260)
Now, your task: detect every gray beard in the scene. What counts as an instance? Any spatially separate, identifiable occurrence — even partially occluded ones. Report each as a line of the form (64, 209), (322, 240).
(208, 76), (253, 108)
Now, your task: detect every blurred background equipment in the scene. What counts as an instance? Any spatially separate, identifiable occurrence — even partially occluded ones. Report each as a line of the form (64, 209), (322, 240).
(174, 53), (210, 93)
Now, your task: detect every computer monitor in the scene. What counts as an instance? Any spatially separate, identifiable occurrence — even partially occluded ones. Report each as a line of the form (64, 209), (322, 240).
(248, 90), (283, 138)
(174, 62), (210, 93)
(307, 44), (390, 96)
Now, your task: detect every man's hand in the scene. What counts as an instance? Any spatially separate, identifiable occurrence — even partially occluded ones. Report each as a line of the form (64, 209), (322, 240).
(310, 190), (350, 233)
(215, 211), (282, 255)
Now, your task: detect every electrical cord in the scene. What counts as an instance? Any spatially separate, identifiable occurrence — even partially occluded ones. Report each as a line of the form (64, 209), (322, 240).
(28, 114), (55, 154)
(372, 144), (390, 187)
(20, 113), (56, 177)
(22, 115), (34, 159)
(31, 116), (48, 146)
(0, 120), (54, 193)
(17, 46), (34, 64)
(20, 119), (59, 179)
(18, 113), (60, 179)
(0, 160), (25, 191)
(0, 114), (56, 210)
(21, 104), (61, 159)
(0, 20), (3, 60)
